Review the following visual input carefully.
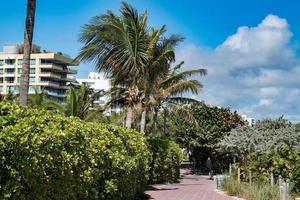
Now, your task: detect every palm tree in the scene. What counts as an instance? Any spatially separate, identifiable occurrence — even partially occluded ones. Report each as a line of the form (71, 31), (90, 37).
(28, 88), (63, 110)
(19, 0), (36, 106)
(77, 2), (150, 128)
(65, 84), (105, 119)
(149, 61), (207, 135)
(139, 32), (182, 133)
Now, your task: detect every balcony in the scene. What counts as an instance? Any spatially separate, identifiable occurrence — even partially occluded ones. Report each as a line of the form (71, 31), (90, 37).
(5, 65), (15, 69)
(39, 72), (62, 79)
(39, 64), (77, 74)
(3, 73), (15, 77)
(46, 91), (66, 98)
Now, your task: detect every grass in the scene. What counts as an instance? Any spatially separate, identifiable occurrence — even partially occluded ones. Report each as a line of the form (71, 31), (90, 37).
(222, 176), (280, 200)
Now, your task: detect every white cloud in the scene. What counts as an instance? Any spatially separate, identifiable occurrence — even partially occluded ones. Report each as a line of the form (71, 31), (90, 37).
(177, 14), (300, 122)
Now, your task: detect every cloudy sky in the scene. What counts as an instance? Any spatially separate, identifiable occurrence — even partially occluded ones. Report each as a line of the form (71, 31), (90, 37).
(1, 0), (300, 121)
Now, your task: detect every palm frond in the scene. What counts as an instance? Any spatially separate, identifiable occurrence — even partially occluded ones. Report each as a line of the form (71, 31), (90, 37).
(161, 68), (207, 88)
(166, 80), (203, 96)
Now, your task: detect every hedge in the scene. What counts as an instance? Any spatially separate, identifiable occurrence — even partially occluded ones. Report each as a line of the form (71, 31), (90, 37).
(147, 137), (183, 184)
(0, 103), (150, 200)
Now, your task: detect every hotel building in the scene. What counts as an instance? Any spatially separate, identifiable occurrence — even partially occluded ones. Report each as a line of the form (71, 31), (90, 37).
(0, 44), (78, 100)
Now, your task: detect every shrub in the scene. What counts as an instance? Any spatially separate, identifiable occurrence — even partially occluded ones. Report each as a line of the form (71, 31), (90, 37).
(0, 103), (150, 200)
(147, 137), (183, 184)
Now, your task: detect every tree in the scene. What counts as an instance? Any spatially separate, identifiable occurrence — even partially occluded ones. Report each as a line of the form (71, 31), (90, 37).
(19, 0), (36, 106)
(28, 88), (62, 110)
(170, 104), (244, 172)
(220, 117), (299, 157)
(65, 84), (105, 119)
(77, 2), (150, 128)
(148, 61), (207, 135)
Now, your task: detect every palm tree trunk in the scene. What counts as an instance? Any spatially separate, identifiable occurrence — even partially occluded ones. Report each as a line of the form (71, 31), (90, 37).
(125, 106), (133, 128)
(152, 108), (158, 135)
(140, 108), (147, 133)
(163, 108), (167, 136)
(20, 0), (36, 106)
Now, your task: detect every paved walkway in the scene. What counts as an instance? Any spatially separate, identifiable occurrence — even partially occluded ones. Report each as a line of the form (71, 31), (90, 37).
(145, 170), (233, 200)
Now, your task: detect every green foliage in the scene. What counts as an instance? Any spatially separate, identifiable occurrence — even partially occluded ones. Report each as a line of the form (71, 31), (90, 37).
(0, 102), (150, 200)
(65, 84), (105, 120)
(222, 176), (280, 200)
(147, 137), (183, 184)
(292, 165), (300, 193)
(170, 104), (244, 172)
(220, 117), (299, 155)
(220, 118), (300, 194)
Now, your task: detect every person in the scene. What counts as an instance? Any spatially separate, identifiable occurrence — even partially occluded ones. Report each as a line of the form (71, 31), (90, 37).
(206, 157), (213, 180)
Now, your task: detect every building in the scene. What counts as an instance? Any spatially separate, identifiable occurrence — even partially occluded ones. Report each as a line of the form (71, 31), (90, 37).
(0, 44), (78, 100)
(76, 72), (110, 105)
(241, 115), (255, 126)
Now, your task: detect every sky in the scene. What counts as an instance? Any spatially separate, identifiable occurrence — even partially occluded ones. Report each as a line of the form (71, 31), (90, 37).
(1, 0), (300, 121)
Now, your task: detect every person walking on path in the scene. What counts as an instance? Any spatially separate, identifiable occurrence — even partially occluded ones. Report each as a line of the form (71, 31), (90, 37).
(206, 157), (213, 180)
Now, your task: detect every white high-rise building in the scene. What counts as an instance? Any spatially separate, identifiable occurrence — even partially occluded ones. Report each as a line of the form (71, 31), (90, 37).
(241, 115), (255, 126)
(76, 72), (110, 105)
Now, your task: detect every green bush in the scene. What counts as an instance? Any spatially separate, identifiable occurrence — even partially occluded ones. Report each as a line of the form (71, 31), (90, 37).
(147, 137), (183, 184)
(0, 103), (150, 200)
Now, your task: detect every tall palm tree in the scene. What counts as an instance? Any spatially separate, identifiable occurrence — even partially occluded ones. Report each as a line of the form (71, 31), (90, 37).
(19, 0), (36, 106)
(149, 61), (207, 135)
(139, 32), (182, 133)
(77, 2), (150, 128)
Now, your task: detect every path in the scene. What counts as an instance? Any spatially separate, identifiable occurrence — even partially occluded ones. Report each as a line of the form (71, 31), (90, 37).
(145, 170), (233, 200)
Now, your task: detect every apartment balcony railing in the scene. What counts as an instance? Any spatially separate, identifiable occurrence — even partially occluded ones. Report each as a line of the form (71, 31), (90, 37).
(39, 64), (77, 74)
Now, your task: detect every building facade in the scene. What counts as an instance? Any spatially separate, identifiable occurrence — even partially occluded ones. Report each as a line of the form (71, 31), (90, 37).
(241, 115), (255, 126)
(0, 44), (78, 100)
(76, 72), (110, 105)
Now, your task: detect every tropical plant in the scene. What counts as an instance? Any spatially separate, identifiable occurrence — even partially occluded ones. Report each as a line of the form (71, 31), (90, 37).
(64, 84), (105, 119)
(77, 2), (151, 128)
(0, 102), (150, 200)
(19, 0), (36, 106)
(148, 61), (207, 135)
(170, 104), (244, 172)
(28, 88), (63, 110)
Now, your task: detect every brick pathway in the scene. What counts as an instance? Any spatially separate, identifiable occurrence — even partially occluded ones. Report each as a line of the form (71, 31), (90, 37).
(145, 170), (233, 200)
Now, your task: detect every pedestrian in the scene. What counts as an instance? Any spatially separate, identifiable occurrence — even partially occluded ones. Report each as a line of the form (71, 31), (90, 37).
(206, 157), (213, 180)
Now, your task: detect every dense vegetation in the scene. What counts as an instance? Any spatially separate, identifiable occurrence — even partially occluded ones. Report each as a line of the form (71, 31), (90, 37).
(0, 102), (182, 200)
(148, 138), (183, 184)
(169, 104), (245, 172)
(220, 117), (300, 194)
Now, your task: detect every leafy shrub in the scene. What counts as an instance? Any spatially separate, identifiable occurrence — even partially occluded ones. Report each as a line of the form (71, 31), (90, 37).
(292, 166), (300, 194)
(147, 137), (183, 184)
(0, 103), (150, 200)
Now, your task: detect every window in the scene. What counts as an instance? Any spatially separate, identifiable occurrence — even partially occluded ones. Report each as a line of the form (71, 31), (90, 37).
(5, 69), (15, 74)
(5, 77), (15, 83)
(0, 69), (3, 74)
(40, 59), (52, 65)
(30, 59), (36, 65)
(29, 86), (36, 93)
(30, 68), (36, 74)
(29, 77), (35, 83)
(18, 68), (22, 74)
(17, 77), (20, 83)
(0, 86), (3, 92)
(5, 59), (15, 65)
(0, 78), (3, 83)
(7, 86), (19, 93)
(17, 59), (36, 65)
(17, 59), (23, 65)
(0, 60), (3, 66)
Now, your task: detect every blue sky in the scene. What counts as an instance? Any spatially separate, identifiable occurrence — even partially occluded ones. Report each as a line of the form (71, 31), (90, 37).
(1, 0), (300, 121)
